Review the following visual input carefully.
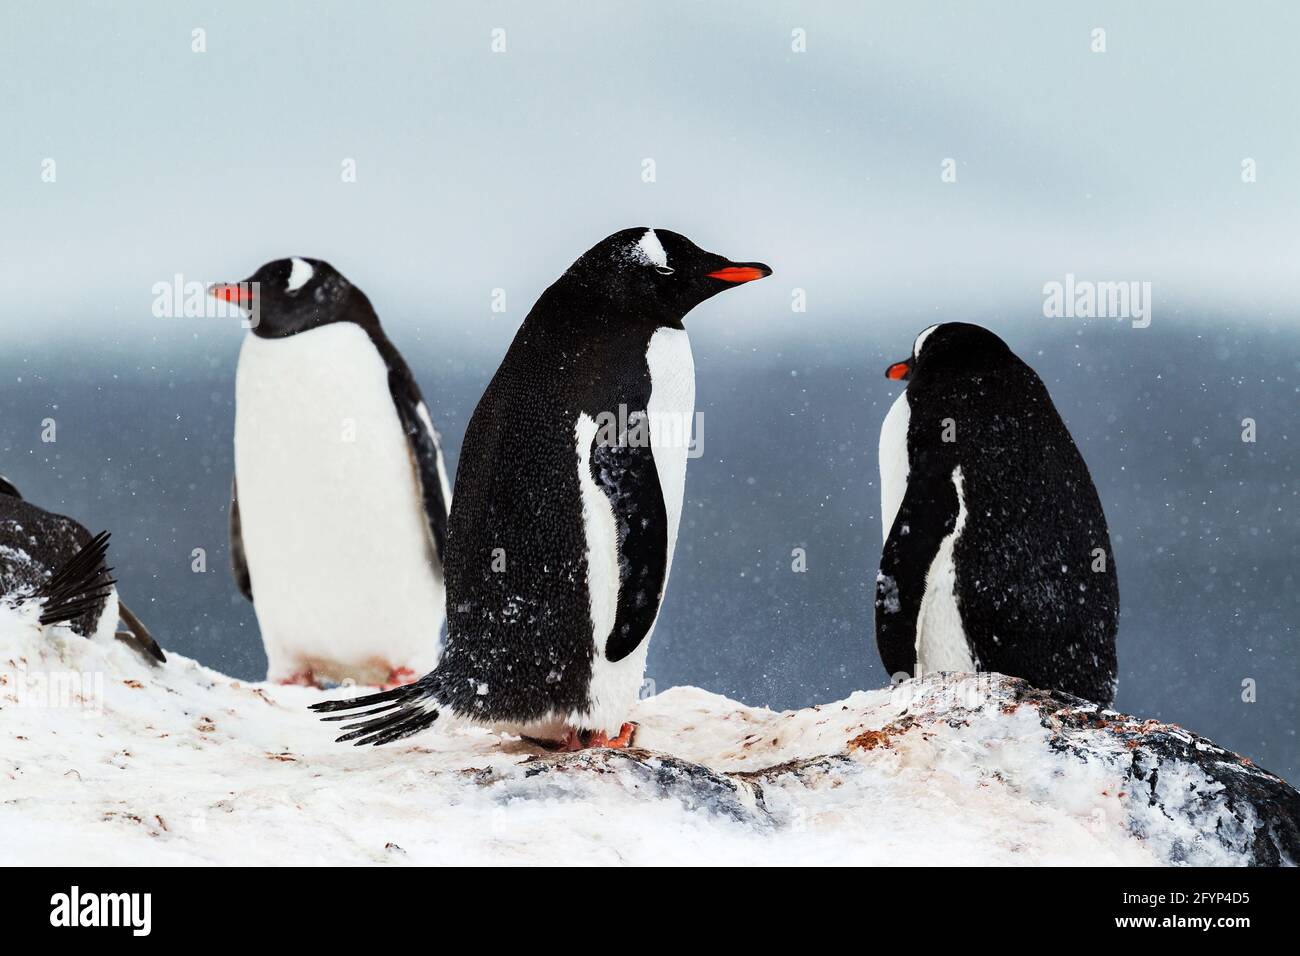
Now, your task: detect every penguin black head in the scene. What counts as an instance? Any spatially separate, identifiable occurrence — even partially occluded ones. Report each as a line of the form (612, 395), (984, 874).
(549, 228), (771, 327)
(0, 476), (20, 499)
(885, 322), (1015, 384)
(210, 258), (365, 338)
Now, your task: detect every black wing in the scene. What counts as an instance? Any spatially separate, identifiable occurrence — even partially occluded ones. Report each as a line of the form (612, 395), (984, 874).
(590, 414), (670, 663)
(388, 366), (449, 566)
(229, 477), (252, 602)
(875, 457), (960, 680)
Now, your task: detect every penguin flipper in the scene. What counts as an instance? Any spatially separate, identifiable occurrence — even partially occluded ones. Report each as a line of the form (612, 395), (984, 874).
(38, 529), (115, 627)
(590, 424), (669, 664)
(229, 477), (253, 602)
(388, 366), (449, 566)
(115, 599), (167, 664)
(875, 462), (959, 679)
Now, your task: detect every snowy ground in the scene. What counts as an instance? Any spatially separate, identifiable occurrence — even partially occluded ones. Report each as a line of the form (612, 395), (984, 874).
(2, 622), (1294, 866)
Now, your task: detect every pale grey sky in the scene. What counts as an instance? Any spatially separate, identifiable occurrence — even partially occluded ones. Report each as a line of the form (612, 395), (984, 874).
(2, 0), (1296, 354)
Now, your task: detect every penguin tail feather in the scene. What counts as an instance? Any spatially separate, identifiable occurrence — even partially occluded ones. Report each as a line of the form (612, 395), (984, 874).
(310, 679), (440, 746)
(38, 530), (116, 626)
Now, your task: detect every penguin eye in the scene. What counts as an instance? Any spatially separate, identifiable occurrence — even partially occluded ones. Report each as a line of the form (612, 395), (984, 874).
(655, 266), (675, 276)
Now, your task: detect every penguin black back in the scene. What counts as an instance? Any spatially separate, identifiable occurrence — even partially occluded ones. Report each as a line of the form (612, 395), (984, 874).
(436, 228), (763, 721)
(876, 323), (1119, 704)
(0, 489), (112, 638)
(0, 478), (165, 662)
(314, 227), (771, 744)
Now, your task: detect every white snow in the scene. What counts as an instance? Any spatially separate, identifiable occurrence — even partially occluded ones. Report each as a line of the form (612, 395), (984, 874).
(0, 619), (1267, 866)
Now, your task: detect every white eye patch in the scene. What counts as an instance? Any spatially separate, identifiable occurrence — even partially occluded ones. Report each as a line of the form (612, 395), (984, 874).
(286, 257), (314, 293)
(632, 229), (669, 269)
(913, 323), (941, 358)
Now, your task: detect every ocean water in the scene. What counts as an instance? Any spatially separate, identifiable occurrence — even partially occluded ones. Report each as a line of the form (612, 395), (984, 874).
(2, 315), (1296, 780)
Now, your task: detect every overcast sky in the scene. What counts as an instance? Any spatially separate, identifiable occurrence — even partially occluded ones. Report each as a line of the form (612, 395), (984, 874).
(2, 0), (1296, 355)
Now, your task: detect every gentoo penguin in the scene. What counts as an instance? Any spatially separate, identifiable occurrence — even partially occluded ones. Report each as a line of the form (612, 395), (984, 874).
(0, 476), (165, 664)
(875, 323), (1119, 705)
(210, 258), (451, 688)
(313, 228), (770, 746)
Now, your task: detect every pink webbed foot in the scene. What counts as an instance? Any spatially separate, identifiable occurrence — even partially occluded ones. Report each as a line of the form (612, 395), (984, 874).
(605, 721), (638, 749)
(557, 728), (584, 752)
(551, 722), (639, 751)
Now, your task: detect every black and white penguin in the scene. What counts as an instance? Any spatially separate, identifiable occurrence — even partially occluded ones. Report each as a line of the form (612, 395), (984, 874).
(211, 258), (450, 688)
(875, 323), (1119, 705)
(0, 476), (165, 664)
(313, 228), (771, 746)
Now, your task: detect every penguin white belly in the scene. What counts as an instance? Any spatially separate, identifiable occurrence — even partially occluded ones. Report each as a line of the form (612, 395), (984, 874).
(234, 324), (444, 684)
(879, 389), (910, 543)
(576, 327), (695, 733)
(645, 327), (694, 564)
(915, 466), (974, 675)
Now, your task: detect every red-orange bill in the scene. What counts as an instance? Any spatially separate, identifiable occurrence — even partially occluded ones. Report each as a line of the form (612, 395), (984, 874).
(210, 283), (254, 305)
(707, 266), (768, 283)
(886, 361), (911, 381)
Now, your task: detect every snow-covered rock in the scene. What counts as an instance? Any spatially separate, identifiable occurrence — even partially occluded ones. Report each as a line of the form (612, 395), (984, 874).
(2, 624), (1296, 865)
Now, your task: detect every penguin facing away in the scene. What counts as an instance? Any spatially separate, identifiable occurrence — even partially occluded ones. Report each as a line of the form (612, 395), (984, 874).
(314, 228), (771, 746)
(211, 258), (451, 688)
(0, 476), (165, 664)
(876, 323), (1119, 705)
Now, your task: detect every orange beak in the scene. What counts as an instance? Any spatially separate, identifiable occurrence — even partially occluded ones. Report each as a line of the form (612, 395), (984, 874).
(885, 360), (912, 381)
(209, 283), (254, 306)
(706, 265), (771, 283)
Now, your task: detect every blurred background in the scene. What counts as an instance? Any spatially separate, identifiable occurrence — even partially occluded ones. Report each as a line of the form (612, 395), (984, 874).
(1, 2), (1296, 778)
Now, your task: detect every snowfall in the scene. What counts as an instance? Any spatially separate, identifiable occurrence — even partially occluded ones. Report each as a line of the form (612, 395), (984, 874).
(3, 615), (1297, 866)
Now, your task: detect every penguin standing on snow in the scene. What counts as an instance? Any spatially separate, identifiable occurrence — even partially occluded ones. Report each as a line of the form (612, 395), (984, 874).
(314, 228), (770, 747)
(211, 258), (451, 688)
(0, 476), (165, 664)
(876, 323), (1119, 704)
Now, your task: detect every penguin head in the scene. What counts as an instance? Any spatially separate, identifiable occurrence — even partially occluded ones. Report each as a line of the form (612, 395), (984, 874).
(210, 258), (363, 338)
(0, 476), (20, 499)
(552, 228), (771, 327)
(885, 322), (1014, 384)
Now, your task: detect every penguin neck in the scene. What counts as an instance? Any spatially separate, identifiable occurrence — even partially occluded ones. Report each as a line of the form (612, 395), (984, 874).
(251, 287), (380, 341)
